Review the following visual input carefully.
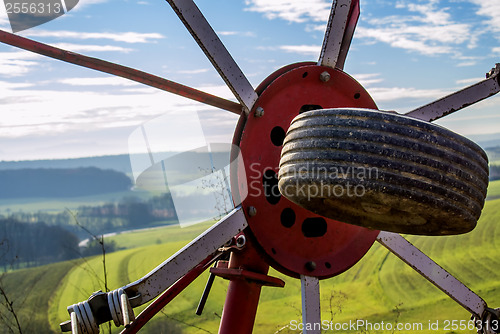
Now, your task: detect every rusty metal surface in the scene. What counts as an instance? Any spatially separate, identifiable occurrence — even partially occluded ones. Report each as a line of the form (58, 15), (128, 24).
(166, 0), (258, 113)
(236, 64), (380, 278)
(405, 63), (500, 122)
(377, 231), (487, 318)
(0, 29), (242, 114)
(318, 0), (359, 70)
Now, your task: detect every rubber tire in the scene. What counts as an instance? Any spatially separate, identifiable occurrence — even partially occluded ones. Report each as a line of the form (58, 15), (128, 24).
(278, 108), (489, 235)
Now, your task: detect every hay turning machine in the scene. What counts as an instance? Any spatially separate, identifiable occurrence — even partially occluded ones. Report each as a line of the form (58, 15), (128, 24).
(1, 0), (500, 333)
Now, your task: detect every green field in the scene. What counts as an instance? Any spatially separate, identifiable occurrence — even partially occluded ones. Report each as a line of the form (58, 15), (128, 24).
(2, 197), (500, 333)
(487, 180), (500, 200)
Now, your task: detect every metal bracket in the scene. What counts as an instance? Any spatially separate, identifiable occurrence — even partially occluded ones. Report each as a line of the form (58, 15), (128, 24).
(405, 63), (500, 122)
(210, 260), (285, 287)
(376, 231), (487, 318)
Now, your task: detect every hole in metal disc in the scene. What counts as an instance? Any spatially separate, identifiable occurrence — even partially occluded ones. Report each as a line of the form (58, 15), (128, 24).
(299, 104), (323, 114)
(280, 208), (296, 228)
(302, 72), (308, 78)
(270, 126), (286, 146)
(354, 92), (361, 99)
(262, 169), (281, 205)
(302, 218), (327, 238)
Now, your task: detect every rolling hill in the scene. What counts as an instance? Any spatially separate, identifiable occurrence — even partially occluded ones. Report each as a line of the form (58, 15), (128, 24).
(0, 194), (498, 333)
(2, 181), (500, 333)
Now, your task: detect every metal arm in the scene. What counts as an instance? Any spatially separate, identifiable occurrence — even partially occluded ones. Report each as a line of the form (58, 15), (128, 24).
(124, 206), (247, 305)
(405, 63), (500, 122)
(61, 206), (248, 333)
(0, 29), (242, 115)
(376, 231), (487, 318)
(301, 275), (321, 334)
(318, 0), (359, 70)
(166, 0), (258, 113)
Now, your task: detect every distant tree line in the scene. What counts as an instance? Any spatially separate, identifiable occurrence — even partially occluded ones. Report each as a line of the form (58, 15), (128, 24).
(0, 218), (79, 270)
(5, 193), (177, 239)
(0, 192), (176, 269)
(490, 165), (500, 181)
(0, 167), (132, 198)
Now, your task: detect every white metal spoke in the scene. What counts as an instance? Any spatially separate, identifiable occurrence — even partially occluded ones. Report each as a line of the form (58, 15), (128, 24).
(166, 0), (258, 113)
(124, 206), (247, 306)
(377, 231), (487, 318)
(301, 275), (321, 334)
(405, 64), (500, 122)
(318, 0), (356, 69)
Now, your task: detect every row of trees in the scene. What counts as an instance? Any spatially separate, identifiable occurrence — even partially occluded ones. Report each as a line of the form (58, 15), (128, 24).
(0, 167), (132, 198)
(490, 164), (500, 181)
(4, 193), (177, 239)
(0, 193), (177, 270)
(0, 218), (80, 270)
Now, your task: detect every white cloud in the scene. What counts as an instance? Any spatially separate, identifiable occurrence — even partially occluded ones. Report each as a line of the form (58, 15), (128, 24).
(351, 73), (384, 87)
(368, 86), (449, 102)
(279, 44), (321, 56)
(0, 78), (239, 160)
(0, 42), (131, 78)
(468, 0), (500, 36)
(23, 30), (165, 43)
(0, 77), (236, 137)
(72, 0), (110, 11)
(356, 1), (474, 56)
(0, 51), (43, 77)
(58, 77), (140, 86)
(355, 27), (454, 55)
(177, 68), (210, 75)
(217, 31), (256, 37)
(244, 0), (330, 23)
(456, 77), (485, 85)
(456, 61), (477, 67)
(51, 43), (133, 53)
(0, 5), (9, 28)
(0, 82), (220, 138)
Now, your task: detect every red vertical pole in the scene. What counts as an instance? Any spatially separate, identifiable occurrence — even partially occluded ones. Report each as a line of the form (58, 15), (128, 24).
(218, 238), (269, 334)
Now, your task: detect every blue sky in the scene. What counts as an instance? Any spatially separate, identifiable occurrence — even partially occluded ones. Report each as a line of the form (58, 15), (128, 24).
(0, 0), (499, 161)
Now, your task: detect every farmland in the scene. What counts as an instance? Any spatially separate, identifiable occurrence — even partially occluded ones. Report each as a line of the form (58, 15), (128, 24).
(0, 192), (498, 333)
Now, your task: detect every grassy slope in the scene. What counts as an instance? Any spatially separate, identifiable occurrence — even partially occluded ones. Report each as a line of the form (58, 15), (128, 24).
(4, 197), (500, 333)
(487, 179), (500, 200)
(0, 261), (74, 334)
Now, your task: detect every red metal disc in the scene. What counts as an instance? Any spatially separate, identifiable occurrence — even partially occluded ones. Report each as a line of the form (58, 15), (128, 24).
(234, 64), (380, 279)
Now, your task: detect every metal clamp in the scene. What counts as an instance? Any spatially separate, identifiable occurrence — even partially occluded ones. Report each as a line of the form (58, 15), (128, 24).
(65, 289), (135, 334)
(473, 308), (500, 334)
(61, 207), (248, 332)
(68, 301), (99, 334)
(108, 288), (135, 327)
